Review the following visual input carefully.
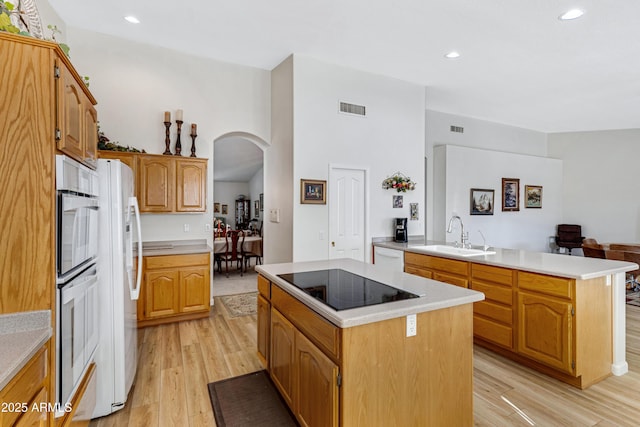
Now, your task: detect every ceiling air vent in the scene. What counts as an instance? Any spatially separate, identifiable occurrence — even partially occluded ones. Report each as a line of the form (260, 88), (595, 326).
(339, 101), (366, 117)
(450, 125), (464, 133)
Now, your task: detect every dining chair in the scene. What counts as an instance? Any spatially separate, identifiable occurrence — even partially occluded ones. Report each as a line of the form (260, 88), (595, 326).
(555, 224), (584, 255)
(243, 236), (263, 270)
(582, 238), (606, 259)
(219, 230), (245, 277)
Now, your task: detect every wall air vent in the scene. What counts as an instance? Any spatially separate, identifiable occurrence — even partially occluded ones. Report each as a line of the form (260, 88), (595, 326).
(339, 101), (366, 117)
(450, 125), (464, 133)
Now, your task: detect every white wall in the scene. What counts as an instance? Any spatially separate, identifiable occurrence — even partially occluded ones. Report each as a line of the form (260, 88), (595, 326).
(266, 56), (294, 263)
(212, 182), (250, 230)
(425, 110), (549, 240)
(548, 129), (640, 243)
(434, 145), (562, 252)
(292, 56), (426, 262)
(64, 27), (271, 246)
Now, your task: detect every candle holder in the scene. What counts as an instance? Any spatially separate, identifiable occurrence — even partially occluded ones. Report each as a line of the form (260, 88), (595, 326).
(174, 120), (183, 156)
(163, 121), (172, 155)
(190, 131), (197, 157)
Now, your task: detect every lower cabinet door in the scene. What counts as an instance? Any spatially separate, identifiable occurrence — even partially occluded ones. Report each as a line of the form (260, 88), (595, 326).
(517, 291), (574, 374)
(257, 294), (270, 368)
(144, 270), (180, 319)
(295, 331), (339, 427)
(270, 308), (295, 408)
(179, 267), (210, 313)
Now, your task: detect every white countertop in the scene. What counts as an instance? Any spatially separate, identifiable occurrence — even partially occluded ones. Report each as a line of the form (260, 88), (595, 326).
(138, 239), (212, 257)
(374, 239), (638, 280)
(256, 258), (484, 328)
(0, 310), (51, 391)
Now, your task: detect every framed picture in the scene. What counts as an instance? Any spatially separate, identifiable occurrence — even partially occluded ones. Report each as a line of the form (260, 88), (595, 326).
(214, 202), (220, 213)
(259, 193), (264, 211)
(470, 188), (494, 215)
(410, 203), (419, 220)
(502, 178), (520, 211)
(393, 195), (403, 208)
(221, 204), (228, 215)
(254, 200), (260, 217)
(525, 185), (543, 208)
(301, 179), (326, 204)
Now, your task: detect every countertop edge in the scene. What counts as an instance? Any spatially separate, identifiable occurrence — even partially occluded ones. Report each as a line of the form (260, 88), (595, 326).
(375, 240), (638, 280)
(0, 326), (52, 391)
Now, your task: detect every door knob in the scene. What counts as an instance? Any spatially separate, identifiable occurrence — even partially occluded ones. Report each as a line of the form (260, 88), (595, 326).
(331, 241), (335, 247)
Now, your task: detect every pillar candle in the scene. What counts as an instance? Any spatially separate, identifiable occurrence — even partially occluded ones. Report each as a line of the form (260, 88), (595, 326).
(164, 111), (170, 122)
(191, 123), (197, 134)
(176, 109), (183, 121)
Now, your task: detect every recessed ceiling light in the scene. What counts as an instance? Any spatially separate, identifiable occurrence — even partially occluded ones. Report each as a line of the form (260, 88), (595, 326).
(444, 51), (460, 59)
(559, 9), (584, 21)
(124, 16), (140, 24)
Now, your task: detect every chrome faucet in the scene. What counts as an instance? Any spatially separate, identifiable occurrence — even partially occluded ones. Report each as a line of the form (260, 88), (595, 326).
(447, 215), (469, 248)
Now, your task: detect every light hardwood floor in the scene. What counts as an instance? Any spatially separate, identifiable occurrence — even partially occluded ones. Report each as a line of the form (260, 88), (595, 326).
(90, 301), (640, 427)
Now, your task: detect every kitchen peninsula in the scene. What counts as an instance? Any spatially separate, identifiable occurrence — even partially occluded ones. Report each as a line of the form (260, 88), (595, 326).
(374, 239), (639, 389)
(256, 259), (484, 427)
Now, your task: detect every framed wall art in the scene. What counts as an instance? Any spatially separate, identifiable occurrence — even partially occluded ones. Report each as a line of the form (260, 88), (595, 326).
(259, 193), (264, 211)
(470, 188), (494, 215)
(410, 203), (419, 220)
(221, 204), (228, 215)
(501, 178), (520, 211)
(214, 202), (220, 213)
(393, 195), (403, 208)
(254, 200), (260, 217)
(301, 179), (326, 204)
(525, 185), (543, 208)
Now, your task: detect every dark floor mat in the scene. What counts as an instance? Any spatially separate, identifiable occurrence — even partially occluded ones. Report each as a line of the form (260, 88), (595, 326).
(208, 370), (298, 427)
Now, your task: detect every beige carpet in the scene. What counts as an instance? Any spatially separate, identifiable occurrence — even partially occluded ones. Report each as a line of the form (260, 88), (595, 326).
(212, 266), (259, 297)
(220, 292), (258, 317)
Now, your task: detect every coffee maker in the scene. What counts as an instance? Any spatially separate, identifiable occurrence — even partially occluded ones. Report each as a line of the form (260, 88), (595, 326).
(394, 218), (408, 242)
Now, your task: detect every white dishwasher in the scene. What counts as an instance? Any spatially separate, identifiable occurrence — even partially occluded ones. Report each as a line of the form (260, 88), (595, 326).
(373, 246), (404, 272)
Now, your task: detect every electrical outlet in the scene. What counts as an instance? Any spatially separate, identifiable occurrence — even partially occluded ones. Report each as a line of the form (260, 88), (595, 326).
(183, 224), (190, 232)
(406, 314), (417, 337)
(205, 223), (211, 232)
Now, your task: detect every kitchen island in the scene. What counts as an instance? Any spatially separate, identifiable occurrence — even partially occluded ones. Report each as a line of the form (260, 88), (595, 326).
(256, 258), (484, 427)
(373, 239), (639, 388)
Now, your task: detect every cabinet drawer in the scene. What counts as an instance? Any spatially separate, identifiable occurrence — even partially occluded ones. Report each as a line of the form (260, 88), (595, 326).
(0, 346), (47, 427)
(473, 300), (513, 325)
(433, 272), (468, 288)
(145, 253), (210, 269)
(518, 271), (573, 299)
(404, 266), (432, 279)
(474, 316), (513, 349)
(471, 264), (513, 287)
(405, 252), (468, 276)
(258, 275), (271, 299)
(471, 281), (513, 305)
(271, 285), (340, 361)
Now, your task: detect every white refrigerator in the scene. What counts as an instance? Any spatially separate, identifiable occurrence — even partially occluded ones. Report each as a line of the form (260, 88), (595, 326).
(93, 159), (142, 418)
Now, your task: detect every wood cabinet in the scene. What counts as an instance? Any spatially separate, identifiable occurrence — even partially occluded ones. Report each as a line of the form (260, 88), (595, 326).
(0, 345), (49, 427)
(471, 263), (515, 349)
(55, 54), (98, 169)
(138, 253), (211, 327)
(260, 274), (474, 426)
(403, 250), (613, 388)
(235, 199), (250, 229)
(100, 151), (207, 213)
(257, 275), (271, 368)
(404, 252), (469, 287)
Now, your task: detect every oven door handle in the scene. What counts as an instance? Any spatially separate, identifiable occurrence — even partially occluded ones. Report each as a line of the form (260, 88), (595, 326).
(61, 271), (98, 304)
(61, 194), (99, 211)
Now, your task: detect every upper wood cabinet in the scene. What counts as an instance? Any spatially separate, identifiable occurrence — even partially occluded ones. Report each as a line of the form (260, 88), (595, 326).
(100, 151), (207, 213)
(177, 159), (207, 212)
(139, 155), (176, 213)
(55, 57), (98, 169)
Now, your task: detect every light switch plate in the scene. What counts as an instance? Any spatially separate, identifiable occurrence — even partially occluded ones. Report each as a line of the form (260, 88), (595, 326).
(269, 208), (280, 223)
(406, 314), (417, 337)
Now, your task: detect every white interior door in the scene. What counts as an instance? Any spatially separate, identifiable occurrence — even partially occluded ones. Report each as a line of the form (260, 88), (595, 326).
(329, 167), (366, 261)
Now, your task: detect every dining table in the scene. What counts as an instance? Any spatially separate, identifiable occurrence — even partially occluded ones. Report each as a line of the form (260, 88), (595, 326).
(213, 235), (263, 256)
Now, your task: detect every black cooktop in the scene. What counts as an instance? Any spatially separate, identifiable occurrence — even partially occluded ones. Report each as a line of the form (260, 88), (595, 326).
(277, 269), (419, 311)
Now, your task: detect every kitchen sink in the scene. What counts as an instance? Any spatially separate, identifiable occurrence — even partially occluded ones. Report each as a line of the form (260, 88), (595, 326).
(411, 244), (496, 257)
